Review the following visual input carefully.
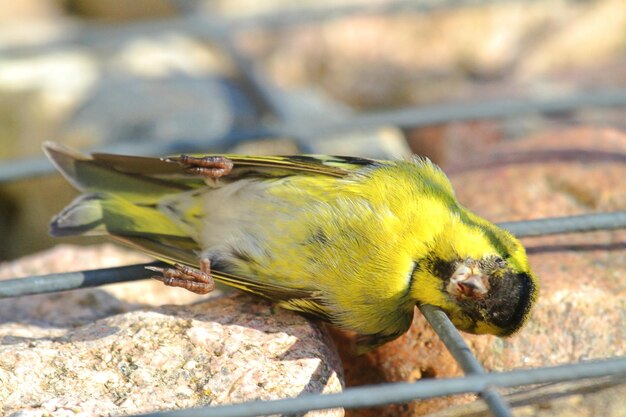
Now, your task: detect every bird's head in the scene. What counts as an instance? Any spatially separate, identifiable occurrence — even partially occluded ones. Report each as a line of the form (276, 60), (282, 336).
(412, 210), (539, 337)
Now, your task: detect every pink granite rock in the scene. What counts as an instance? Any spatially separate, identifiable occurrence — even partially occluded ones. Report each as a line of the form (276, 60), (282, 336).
(0, 245), (344, 416)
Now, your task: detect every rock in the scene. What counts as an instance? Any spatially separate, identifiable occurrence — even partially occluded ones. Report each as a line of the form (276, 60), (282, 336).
(519, 0), (626, 79)
(404, 121), (504, 167)
(0, 245), (344, 417)
(245, 1), (626, 107)
(338, 128), (626, 417)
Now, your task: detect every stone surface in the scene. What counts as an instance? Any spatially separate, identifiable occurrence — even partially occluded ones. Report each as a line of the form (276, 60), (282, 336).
(337, 128), (626, 416)
(519, 0), (626, 79)
(243, 0), (626, 107)
(0, 245), (344, 417)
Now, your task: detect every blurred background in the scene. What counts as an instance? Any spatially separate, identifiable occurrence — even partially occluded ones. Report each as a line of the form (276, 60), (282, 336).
(1, 0), (626, 260)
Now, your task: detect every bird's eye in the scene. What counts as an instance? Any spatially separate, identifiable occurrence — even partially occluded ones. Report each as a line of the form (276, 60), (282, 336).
(494, 257), (506, 267)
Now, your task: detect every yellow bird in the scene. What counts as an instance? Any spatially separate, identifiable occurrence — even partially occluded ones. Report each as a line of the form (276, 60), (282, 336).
(44, 142), (538, 352)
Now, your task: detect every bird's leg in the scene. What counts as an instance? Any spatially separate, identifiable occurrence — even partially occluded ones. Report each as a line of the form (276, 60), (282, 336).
(146, 258), (215, 295)
(167, 155), (234, 178)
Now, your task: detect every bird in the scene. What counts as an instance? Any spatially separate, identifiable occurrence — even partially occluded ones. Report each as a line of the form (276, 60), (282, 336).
(44, 142), (538, 352)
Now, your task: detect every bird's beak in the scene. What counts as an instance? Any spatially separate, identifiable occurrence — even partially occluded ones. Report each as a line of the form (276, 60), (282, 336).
(447, 263), (489, 299)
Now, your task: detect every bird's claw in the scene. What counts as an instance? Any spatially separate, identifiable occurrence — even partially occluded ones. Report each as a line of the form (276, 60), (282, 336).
(166, 155), (234, 178)
(147, 259), (215, 295)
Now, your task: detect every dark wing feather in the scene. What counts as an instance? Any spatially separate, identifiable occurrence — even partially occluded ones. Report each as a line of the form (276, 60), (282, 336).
(45, 141), (377, 188)
(90, 153), (371, 180)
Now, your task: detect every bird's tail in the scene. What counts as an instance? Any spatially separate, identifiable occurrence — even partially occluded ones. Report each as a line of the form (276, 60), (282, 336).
(44, 142), (202, 265)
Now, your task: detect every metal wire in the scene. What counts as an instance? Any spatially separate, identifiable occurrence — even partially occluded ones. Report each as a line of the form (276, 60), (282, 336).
(419, 304), (513, 417)
(0, 262), (164, 298)
(132, 357), (626, 417)
(498, 211), (626, 237)
(305, 88), (626, 136)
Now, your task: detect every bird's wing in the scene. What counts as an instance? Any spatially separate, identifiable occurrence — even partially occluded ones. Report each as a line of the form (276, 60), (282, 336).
(211, 155), (376, 178)
(90, 151), (376, 180)
(44, 142), (378, 191)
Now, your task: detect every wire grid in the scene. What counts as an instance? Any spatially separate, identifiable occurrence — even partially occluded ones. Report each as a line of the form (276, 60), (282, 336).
(1, 1), (625, 416)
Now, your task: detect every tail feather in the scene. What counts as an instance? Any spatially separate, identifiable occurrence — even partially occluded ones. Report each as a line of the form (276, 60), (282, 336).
(51, 192), (190, 237)
(44, 142), (205, 266)
(50, 192), (201, 265)
(43, 141), (91, 191)
(50, 194), (107, 237)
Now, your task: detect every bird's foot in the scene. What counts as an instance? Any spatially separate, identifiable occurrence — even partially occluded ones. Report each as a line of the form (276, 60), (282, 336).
(168, 155), (234, 178)
(147, 258), (215, 295)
